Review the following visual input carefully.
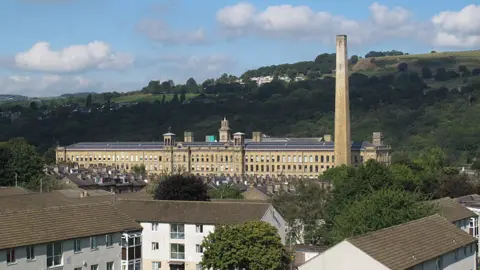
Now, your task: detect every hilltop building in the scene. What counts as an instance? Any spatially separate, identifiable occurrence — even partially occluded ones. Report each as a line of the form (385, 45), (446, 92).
(55, 35), (392, 177)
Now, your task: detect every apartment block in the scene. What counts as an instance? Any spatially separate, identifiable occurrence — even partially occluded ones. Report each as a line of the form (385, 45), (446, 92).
(0, 202), (142, 270)
(116, 199), (286, 270)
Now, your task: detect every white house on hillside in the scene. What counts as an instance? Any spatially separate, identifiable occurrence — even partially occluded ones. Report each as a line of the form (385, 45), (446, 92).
(116, 199), (286, 270)
(298, 214), (477, 270)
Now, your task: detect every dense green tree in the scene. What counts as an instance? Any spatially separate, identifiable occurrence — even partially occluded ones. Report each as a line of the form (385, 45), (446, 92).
(208, 184), (244, 199)
(331, 188), (436, 242)
(421, 66), (433, 79)
(85, 94), (92, 107)
(132, 164), (146, 175)
(272, 180), (330, 245)
(0, 146), (14, 186)
(1, 138), (44, 187)
(180, 91), (186, 103)
(186, 77), (198, 92)
(201, 221), (291, 270)
(154, 174), (210, 201)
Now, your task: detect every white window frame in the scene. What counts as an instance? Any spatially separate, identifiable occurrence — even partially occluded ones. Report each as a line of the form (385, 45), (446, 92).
(151, 223), (159, 231)
(106, 234), (113, 247)
(106, 261), (114, 270)
(26, 246), (35, 260)
(90, 236), (98, 250)
(435, 256), (443, 270)
(196, 244), (203, 253)
(196, 224), (203, 233)
(170, 224), (185, 239)
(74, 239), (82, 252)
(91, 264), (99, 270)
(46, 241), (63, 267)
(6, 248), (15, 264)
(170, 243), (185, 259)
(152, 242), (159, 251)
(152, 261), (161, 270)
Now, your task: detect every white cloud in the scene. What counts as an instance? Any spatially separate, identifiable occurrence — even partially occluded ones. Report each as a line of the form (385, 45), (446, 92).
(14, 41), (134, 73)
(216, 2), (480, 48)
(136, 19), (206, 45)
(431, 4), (480, 47)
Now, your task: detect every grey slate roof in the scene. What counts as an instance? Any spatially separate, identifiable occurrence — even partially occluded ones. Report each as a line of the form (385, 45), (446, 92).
(0, 202), (142, 250)
(63, 140), (371, 151)
(115, 199), (272, 225)
(347, 214), (477, 270)
(429, 197), (477, 222)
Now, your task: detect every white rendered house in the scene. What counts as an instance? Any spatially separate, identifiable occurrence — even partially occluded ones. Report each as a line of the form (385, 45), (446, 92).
(116, 199), (287, 270)
(298, 214), (477, 270)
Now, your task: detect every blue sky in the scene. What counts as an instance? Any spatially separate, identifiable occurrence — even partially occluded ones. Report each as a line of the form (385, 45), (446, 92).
(0, 0), (479, 96)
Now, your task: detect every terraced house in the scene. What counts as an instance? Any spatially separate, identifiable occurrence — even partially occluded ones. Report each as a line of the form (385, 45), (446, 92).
(0, 202), (142, 270)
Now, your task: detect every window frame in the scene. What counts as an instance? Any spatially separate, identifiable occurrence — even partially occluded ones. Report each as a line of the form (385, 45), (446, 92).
(91, 264), (99, 270)
(46, 241), (63, 267)
(196, 224), (203, 233)
(170, 243), (185, 259)
(26, 246), (35, 261)
(6, 248), (15, 264)
(90, 236), (98, 250)
(106, 261), (114, 270)
(170, 224), (185, 239)
(106, 234), (113, 247)
(151, 242), (159, 251)
(152, 261), (161, 270)
(74, 239), (82, 253)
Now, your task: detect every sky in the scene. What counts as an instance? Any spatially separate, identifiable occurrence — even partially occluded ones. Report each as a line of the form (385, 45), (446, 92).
(0, 0), (479, 97)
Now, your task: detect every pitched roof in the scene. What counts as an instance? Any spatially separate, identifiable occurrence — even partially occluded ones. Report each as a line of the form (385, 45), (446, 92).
(429, 197), (476, 222)
(0, 202), (142, 250)
(115, 199), (271, 225)
(0, 187), (29, 197)
(347, 214), (476, 270)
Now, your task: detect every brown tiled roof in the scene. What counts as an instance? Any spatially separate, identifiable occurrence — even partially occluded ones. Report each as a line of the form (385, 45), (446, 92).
(0, 202), (142, 250)
(429, 197), (476, 222)
(115, 199), (272, 225)
(0, 187), (29, 197)
(0, 192), (74, 212)
(347, 214), (477, 270)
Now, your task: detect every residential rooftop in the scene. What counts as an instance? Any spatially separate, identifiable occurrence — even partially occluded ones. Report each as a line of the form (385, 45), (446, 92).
(429, 197), (477, 222)
(347, 214), (476, 270)
(0, 202), (142, 250)
(0, 186), (29, 197)
(115, 199), (272, 225)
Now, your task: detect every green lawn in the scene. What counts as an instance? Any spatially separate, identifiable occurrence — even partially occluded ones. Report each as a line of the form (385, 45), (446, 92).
(380, 50), (480, 60)
(112, 93), (198, 103)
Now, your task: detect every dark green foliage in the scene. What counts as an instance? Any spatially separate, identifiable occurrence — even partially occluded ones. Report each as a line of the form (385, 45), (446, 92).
(201, 221), (291, 270)
(331, 189), (436, 241)
(421, 66), (433, 79)
(154, 174), (210, 201)
(85, 94), (92, 108)
(132, 164), (146, 175)
(365, 50), (405, 58)
(208, 184), (244, 199)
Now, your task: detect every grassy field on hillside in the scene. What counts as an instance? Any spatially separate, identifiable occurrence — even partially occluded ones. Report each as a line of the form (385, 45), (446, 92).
(112, 93), (198, 103)
(381, 50), (480, 60)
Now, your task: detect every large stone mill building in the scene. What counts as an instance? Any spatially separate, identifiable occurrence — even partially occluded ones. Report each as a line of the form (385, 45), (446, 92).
(56, 35), (392, 178)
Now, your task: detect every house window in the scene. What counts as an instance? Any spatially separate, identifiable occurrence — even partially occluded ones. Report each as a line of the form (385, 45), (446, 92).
(6, 248), (15, 264)
(26, 246), (35, 260)
(91, 264), (99, 270)
(74, 268), (82, 270)
(170, 224), (185, 239)
(47, 242), (62, 267)
(170, 244), (185, 259)
(152, 261), (161, 270)
(435, 257), (443, 270)
(74, 239), (82, 252)
(464, 246), (467, 256)
(196, 264), (202, 270)
(106, 262), (114, 270)
(152, 242), (159, 251)
(196, 244), (203, 253)
(106, 234), (113, 247)
(455, 249), (459, 260)
(196, 224), (203, 233)
(90, 236), (98, 250)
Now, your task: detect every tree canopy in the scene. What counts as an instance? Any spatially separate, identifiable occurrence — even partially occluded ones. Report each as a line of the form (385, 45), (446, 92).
(208, 184), (244, 199)
(154, 174), (210, 201)
(201, 221), (291, 270)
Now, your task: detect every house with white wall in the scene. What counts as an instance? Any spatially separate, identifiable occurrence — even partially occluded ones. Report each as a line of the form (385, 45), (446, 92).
(298, 214), (477, 270)
(432, 197), (478, 236)
(0, 202), (142, 270)
(116, 199), (286, 270)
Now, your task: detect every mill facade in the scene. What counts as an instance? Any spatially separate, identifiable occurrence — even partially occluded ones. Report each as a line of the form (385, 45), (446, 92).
(55, 35), (392, 178)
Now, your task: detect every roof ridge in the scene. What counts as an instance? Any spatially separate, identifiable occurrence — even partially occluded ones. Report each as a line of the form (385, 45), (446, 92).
(347, 214), (442, 241)
(117, 198), (270, 205)
(0, 201), (113, 215)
